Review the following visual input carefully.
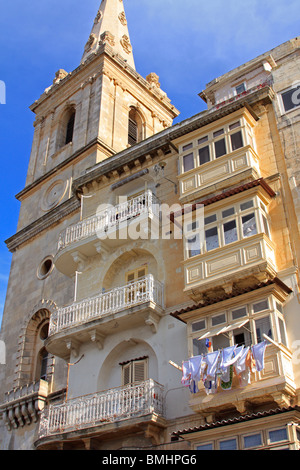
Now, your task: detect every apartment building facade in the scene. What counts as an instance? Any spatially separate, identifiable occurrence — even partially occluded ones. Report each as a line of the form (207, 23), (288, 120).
(0, 1), (300, 450)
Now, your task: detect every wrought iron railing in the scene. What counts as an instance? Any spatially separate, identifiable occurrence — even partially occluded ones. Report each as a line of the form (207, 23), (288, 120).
(58, 190), (160, 250)
(49, 275), (164, 336)
(38, 380), (164, 439)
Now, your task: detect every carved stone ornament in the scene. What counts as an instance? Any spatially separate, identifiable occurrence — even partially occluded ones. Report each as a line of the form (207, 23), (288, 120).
(120, 35), (132, 55)
(53, 69), (68, 85)
(146, 73), (161, 89)
(85, 33), (97, 52)
(118, 11), (127, 26)
(94, 10), (102, 24)
(99, 31), (116, 47)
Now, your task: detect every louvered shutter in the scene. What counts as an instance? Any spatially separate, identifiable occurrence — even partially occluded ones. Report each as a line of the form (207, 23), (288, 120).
(133, 359), (147, 383)
(128, 118), (138, 145)
(122, 363), (131, 386)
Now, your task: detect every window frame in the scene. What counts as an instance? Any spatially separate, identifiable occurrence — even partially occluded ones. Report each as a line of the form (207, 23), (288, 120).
(122, 358), (148, 386)
(242, 431), (263, 449)
(184, 195), (270, 260)
(189, 294), (286, 357)
(179, 116), (254, 174)
(279, 84), (300, 114)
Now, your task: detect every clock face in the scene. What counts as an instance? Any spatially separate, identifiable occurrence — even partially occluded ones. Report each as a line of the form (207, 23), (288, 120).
(41, 179), (69, 211)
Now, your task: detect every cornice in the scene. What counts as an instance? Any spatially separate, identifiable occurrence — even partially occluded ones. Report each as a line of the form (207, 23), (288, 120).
(5, 197), (80, 253)
(73, 86), (274, 193)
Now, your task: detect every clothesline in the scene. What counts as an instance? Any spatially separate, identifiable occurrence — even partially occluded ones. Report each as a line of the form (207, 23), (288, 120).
(169, 336), (278, 396)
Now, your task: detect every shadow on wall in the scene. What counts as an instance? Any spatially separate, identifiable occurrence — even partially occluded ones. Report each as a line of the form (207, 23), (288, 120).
(97, 339), (158, 391)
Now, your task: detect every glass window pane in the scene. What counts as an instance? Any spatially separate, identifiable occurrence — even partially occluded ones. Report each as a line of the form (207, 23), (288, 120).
(187, 234), (201, 257)
(192, 319), (206, 332)
(222, 207), (235, 218)
(232, 307), (247, 320)
(223, 220), (238, 245)
(269, 428), (288, 443)
(205, 227), (219, 251)
(236, 83), (246, 94)
(240, 200), (254, 211)
(244, 433), (262, 448)
(205, 214), (217, 225)
(242, 213), (257, 237)
(253, 299), (269, 313)
(198, 136), (208, 145)
(212, 313), (226, 326)
(214, 138), (227, 158)
(231, 131), (243, 151)
(219, 438), (237, 450)
(183, 143), (193, 151)
(213, 129), (224, 138)
(183, 153), (194, 172)
(193, 338), (207, 356)
(212, 333), (230, 351)
(255, 316), (272, 343)
(281, 86), (300, 112)
(199, 145), (210, 165)
(196, 443), (213, 450)
(229, 121), (241, 130)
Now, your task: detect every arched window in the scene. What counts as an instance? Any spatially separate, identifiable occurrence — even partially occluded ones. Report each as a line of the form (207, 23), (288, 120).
(128, 107), (143, 146)
(56, 106), (76, 151)
(65, 110), (75, 145)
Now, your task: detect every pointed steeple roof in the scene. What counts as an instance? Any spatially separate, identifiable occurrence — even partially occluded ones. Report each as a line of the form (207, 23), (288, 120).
(81, 0), (135, 69)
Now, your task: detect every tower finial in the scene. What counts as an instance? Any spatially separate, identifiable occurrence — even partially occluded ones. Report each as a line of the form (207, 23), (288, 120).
(81, 0), (135, 69)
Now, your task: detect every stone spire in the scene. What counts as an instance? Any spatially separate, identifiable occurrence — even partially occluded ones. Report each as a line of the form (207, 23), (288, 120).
(81, 0), (135, 69)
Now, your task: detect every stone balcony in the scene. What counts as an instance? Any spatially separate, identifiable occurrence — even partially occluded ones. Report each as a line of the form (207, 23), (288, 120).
(0, 380), (49, 431)
(184, 233), (277, 302)
(35, 379), (165, 449)
(54, 190), (160, 277)
(46, 275), (165, 359)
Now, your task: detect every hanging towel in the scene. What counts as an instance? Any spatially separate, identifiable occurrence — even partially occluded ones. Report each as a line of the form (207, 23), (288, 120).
(181, 361), (191, 387)
(204, 351), (220, 378)
(252, 341), (267, 372)
(189, 355), (203, 383)
(219, 345), (237, 372)
(234, 346), (250, 375)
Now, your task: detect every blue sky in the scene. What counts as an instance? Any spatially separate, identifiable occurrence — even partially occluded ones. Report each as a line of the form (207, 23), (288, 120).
(0, 0), (299, 326)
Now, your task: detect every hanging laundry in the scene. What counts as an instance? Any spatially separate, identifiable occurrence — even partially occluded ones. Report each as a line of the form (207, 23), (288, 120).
(234, 346), (250, 375)
(252, 341), (267, 372)
(219, 345), (237, 372)
(181, 361), (191, 387)
(203, 350), (220, 379)
(189, 355), (203, 383)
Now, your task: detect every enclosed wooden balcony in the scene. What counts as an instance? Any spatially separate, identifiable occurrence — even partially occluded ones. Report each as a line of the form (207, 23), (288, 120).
(184, 233), (276, 301)
(54, 190), (160, 277)
(189, 344), (296, 419)
(46, 275), (164, 359)
(35, 379), (165, 449)
(179, 146), (260, 201)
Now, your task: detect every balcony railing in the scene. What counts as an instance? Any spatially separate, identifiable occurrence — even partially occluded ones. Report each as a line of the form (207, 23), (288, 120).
(49, 275), (164, 336)
(38, 380), (164, 439)
(58, 190), (160, 250)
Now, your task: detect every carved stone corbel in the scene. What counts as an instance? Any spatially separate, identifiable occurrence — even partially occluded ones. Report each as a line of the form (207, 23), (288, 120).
(66, 339), (81, 358)
(89, 330), (106, 350)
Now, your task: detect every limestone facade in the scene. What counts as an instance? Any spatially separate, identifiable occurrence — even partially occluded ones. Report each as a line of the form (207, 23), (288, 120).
(0, 2), (300, 451)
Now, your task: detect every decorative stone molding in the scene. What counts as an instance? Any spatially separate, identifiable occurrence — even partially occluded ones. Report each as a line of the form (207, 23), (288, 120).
(146, 73), (161, 89)
(120, 35), (132, 55)
(99, 31), (115, 48)
(53, 69), (68, 86)
(118, 12), (127, 26)
(1, 380), (49, 431)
